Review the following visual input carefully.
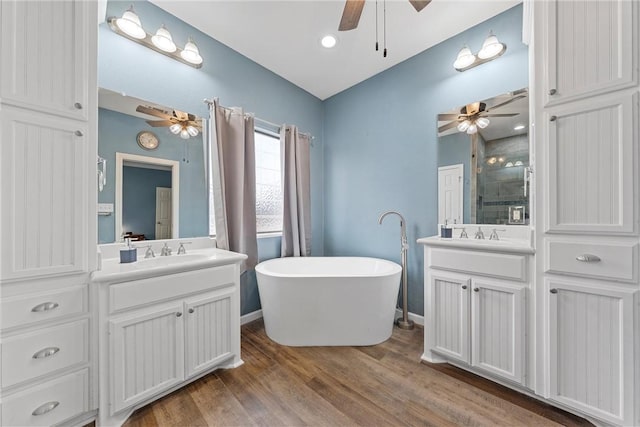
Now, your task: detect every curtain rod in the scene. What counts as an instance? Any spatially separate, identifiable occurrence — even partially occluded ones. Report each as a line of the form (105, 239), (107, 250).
(203, 98), (315, 140)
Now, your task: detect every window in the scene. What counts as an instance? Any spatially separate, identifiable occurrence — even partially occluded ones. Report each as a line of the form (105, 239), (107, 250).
(255, 131), (283, 233)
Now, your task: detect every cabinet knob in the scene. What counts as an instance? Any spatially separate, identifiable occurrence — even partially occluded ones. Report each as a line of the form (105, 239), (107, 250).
(73, 102), (83, 109)
(461, 285), (467, 290)
(473, 287), (480, 292)
(576, 254), (601, 263)
(75, 130), (83, 136)
(31, 302), (59, 312)
(32, 401), (59, 416)
(550, 288), (558, 294)
(549, 88), (557, 95)
(188, 308), (195, 314)
(32, 347), (60, 359)
(549, 115), (557, 122)
(176, 312), (182, 317)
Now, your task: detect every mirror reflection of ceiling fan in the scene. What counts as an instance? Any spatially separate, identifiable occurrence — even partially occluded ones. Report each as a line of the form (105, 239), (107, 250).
(135, 105), (202, 139)
(338, 0), (431, 31)
(437, 92), (526, 135)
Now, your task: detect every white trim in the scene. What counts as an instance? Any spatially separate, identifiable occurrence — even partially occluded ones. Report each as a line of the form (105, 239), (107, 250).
(115, 152), (180, 242)
(240, 309), (263, 325)
(395, 309), (425, 326)
(257, 232), (282, 239)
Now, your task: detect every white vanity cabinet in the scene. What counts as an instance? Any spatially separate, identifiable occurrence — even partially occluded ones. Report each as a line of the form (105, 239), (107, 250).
(421, 241), (533, 387)
(533, 0), (639, 425)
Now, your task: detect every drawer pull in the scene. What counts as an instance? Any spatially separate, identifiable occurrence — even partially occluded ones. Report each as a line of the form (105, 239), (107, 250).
(188, 308), (195, 313)
(32, 401), (59, 416)
(550, 288), (558, 294)
(74, 102), (83, 109)
(549, 88), (557, 95)
(176, 312), (182, 317)
(31, 302), (59, 312)
(473, 287), (480, 292)
(549, 115), (557, 122)
(32, 347), (60, 359)
(576, 254), (601, 263)
(461, 285), (467, 290)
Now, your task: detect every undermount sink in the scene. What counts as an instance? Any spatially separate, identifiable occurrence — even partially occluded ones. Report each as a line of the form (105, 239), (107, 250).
(417, 235), (534, 255)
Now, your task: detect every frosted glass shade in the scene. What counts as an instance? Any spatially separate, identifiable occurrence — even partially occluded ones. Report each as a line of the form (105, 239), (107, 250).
(457, 120), (471, 132)
(466, 124), (478, 134)
(478, 33), (505, 59)
(453, 46), (475, 70)
(151, 25), (177, 53)
(186, 125), (199, 137)
(180, 129), (190, 139)
(476, 117), (490, 128)
(181, 38), (203, 65)
(169, 123), (182, 134)
(116, 7), (146, 39)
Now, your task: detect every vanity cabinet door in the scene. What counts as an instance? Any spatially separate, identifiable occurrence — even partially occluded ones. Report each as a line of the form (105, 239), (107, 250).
(0, 0), (90, 120)
(109, 303), (185, 414)
(470, 279), (525, 384)
(541, 0), (637, 106)
(184, 288), (235, 378)
(430, 273), (470, 364)
(547, 279), (635, 426)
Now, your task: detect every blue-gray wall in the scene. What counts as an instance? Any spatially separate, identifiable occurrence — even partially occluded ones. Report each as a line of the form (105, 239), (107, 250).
(122, 166), (172, 240)
(100, 1), (324, 315)
(438, 132), (472, 224)
(97, 108), (207, 243)
(322, 4), (528, 315)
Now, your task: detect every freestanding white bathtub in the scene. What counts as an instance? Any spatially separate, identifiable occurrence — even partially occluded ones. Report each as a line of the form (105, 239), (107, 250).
(255, 257), (401, 346)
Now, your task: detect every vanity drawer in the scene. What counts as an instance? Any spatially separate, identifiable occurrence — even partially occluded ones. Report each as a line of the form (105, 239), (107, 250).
(109, 264), (236, 313)
(1, 368), (89, 427)
(1, 319), (89, 389)
(429, 247), (527, 282)
(0, 285), (87, 331)
(545, 240), (638, 282)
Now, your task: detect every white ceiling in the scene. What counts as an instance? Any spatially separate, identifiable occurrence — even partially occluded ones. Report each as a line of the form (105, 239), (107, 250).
(150, 0), (520, 100)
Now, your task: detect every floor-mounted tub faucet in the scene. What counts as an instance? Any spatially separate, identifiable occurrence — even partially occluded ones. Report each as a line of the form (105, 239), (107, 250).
(378, 211), (414, 330)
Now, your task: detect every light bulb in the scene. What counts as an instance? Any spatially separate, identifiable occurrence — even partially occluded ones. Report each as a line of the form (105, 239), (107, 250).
(151, 25), (177, 53)
(478, 32), (505, 59)
(180, 38), (203, 65)
(476, 117), (490, 128)
(321, 35), (337, 48)
(180, 128), (190, 139)
(169, 123), (182, 134)
(116, 6), (146, 40)
(453, 46), (475, 70)
(457, 120), (471, 132)
(466, 124), (478, 134)
(186, 125), (199, 137)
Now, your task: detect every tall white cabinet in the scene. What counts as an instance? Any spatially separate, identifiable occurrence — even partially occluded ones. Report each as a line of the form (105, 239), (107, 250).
(534, 0), (639, 425)
(0, 1), (98, 426)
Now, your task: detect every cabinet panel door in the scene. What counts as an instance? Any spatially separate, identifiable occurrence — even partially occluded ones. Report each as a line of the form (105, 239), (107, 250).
(543, 0), (637, 105)
(0, 107), (88, 280)
(547, 279), (635, 425)
(546, 92), (636, 234)
(184, 288), (235, 377)
(0, 0), (89, 120)
(471, 279), (525, 384)
(431, 274), (470, 363)
(109, 304), (184, 414)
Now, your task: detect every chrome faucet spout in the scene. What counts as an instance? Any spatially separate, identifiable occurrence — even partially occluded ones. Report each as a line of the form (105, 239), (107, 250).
(378, 211), (407, 243)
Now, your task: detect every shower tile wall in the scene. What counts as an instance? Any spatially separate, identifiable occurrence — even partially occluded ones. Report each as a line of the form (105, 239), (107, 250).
(478, 134), (529, 224)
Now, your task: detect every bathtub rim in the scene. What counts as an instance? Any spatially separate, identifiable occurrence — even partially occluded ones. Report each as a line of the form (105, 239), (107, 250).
(255, 256), (401, 278)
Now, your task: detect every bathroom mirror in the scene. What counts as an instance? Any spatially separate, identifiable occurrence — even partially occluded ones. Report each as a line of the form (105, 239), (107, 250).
(98, 88), (208, 243)
(437, 88), (529, 225)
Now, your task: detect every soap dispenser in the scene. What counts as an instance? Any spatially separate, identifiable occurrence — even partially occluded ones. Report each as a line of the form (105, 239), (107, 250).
(119, 237), (137, 263)
(440, 220), (453, 238)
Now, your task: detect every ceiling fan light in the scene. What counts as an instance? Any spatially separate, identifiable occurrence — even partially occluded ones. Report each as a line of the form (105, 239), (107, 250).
(115, 6), (146, 40)
(478, 32), (505, 59)
(169, 123), (182, 134)
(186, 125), (199, 137)
(476, 117), (490, 128)
(180, 128), (190, 139)
(457, 120), (471, 132)
(466, 123), (478, 134)
(181, 38), (203, 65)
(453, 46), (475, 70)
(151, 25), (177, 53)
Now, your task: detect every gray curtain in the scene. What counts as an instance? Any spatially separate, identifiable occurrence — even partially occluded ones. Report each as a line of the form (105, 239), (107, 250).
(208, 99), (258, 271)
(280, 125), (311, 257)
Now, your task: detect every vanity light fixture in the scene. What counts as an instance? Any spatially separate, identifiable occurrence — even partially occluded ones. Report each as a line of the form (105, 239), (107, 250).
(108, 7), (203, 68)
(453, 31), (506, 72)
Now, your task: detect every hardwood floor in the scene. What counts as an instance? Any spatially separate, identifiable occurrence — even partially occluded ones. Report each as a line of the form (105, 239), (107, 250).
(124, 320), (591, 427)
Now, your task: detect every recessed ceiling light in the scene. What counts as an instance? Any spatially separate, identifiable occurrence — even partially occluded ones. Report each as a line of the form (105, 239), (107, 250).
(321, 35), (337, 49)
(514, 124), (526, 131)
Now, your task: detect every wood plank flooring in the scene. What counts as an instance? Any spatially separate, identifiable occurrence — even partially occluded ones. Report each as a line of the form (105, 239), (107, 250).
(124, 320), (591, 427)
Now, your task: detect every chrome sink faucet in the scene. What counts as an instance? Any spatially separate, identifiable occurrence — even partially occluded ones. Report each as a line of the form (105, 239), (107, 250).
(160, 242), (172, 256)
(489, 228), (507, 241)
(144, 245), (155, 258)
(177, 242), (192, 255)
(474, 227), (485, 240)
(457, 227), (468, 238)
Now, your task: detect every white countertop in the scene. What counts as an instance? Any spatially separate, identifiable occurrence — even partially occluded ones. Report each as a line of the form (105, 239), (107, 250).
(417, 235), (535, 255)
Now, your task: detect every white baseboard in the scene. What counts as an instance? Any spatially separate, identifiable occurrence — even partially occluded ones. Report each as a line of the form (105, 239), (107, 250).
(241, 309), (263, 325)
(395, 308), (424, 326)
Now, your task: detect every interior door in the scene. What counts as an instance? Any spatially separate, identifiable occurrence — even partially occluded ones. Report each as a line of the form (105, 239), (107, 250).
(155, 187), (172, 239)
(438, 164), (463, 224)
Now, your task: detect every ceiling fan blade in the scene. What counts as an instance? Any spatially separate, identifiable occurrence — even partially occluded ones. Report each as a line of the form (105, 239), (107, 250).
(339, 0), (365, 31)
(438, 113), (462, 120)
(438, 121), (460, 133)
(482, 113), (519, 118)
(146, 120), (176, 127)
(409, 0), (431, 12)
(486, 94), (527, 111)
(136, 105), (172, 120)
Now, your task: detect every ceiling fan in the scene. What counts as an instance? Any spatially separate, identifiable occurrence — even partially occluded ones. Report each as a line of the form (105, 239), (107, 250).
(136, 105), (202, 139)
(339, 0), (431, 31)
(437, 93), (526, 134)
